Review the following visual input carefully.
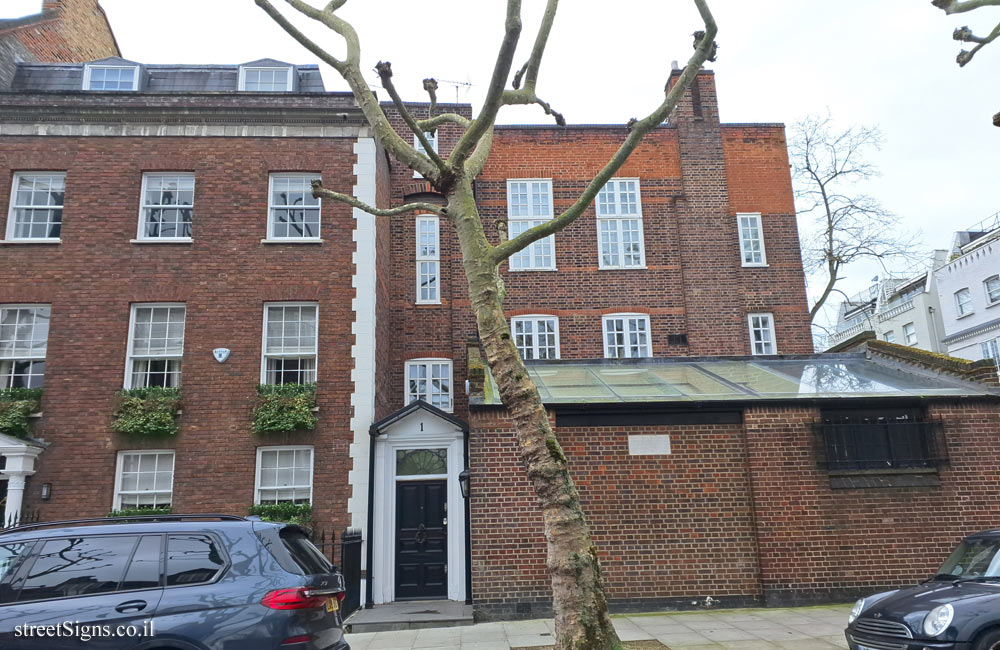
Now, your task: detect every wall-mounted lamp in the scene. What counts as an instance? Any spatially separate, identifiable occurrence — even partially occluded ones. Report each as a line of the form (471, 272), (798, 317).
(40, 483), (52, 501)
(459, 469), (470, 499)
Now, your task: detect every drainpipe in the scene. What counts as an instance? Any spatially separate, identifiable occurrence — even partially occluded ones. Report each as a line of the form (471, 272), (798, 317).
(364, 427), (377, 609)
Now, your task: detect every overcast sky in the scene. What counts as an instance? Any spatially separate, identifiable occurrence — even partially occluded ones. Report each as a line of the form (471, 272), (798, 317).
(5, 0), (999, 322)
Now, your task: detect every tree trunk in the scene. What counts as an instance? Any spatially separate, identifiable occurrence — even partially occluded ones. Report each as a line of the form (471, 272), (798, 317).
(449, 180), (621, 650)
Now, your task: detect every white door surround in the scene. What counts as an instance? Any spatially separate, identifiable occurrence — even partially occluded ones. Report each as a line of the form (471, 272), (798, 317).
(371, 403), (467, 604)
(0, 434), (44, 527)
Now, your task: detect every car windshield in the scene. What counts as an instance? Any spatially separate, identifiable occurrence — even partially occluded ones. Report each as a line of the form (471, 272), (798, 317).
(935, 538), (1000, 580)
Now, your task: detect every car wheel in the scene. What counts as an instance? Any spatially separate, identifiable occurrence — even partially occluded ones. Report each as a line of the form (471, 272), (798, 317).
(975, 629), (1000, 650)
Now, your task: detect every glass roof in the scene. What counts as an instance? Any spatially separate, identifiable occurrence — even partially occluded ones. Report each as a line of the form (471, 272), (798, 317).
(479, 356), (998, 405)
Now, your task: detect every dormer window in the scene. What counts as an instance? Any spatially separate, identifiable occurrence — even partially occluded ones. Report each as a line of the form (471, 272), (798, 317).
(240, 66), (293, 92)
(83, 65), (139, 91)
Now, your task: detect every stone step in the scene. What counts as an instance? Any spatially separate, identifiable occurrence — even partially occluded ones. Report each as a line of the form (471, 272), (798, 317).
(345, 600), (475, 633)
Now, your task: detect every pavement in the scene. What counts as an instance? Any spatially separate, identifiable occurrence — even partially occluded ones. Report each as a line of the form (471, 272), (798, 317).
(345, 603), (852, 650)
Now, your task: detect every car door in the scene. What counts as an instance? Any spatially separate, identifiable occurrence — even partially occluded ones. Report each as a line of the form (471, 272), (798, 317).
(0, 534), (164, 650)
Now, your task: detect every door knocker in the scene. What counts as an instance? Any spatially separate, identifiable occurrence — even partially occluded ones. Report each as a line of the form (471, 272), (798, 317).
(414, 523), (428, 544)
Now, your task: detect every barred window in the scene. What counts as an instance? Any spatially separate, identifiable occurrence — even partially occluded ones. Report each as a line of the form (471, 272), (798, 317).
(263, 303), (318, 385)
(0, 305), (50, 389)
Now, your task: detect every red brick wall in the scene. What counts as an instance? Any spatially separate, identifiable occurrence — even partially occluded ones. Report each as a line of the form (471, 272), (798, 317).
(746, 402), (1000, 605)
(0, 136), (356, 548)
(6, 0), (119, 64)
(469, 409), (761, 619)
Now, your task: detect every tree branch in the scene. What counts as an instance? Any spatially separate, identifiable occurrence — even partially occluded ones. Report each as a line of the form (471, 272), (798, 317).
(466, 125), (495, 178)
(254, 0), (346, 71)
(423, 78), (439, 116)
(519, 0), (559, 91)
(489, 0), (718, 264)
(449, 0), (523, 167)
(312, 181), (445, 217)
(418, 113), (472, 131)
(932, 0), (1000, 14)
(954, 21), (1000, 65)
(375, 61), (449, 175)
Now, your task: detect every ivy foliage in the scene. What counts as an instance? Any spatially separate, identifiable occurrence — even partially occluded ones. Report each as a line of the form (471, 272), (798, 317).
(112, 386), (181, 437)
(108, 506), (173, 518)
(0, 388), (42, 438)
(248, 502), (313, 527)
(252, 383), (317, 435)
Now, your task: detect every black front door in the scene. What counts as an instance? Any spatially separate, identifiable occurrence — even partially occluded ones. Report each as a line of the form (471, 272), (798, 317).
(395, 480), (447, 599)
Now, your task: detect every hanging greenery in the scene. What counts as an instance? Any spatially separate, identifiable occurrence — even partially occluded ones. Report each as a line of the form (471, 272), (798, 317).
(248, 502), (313, 526)
(252, 383), (317, 434)
(112, 386), (182, 437)
(108, 506), (173, 518)
(0, 388), (42, 438)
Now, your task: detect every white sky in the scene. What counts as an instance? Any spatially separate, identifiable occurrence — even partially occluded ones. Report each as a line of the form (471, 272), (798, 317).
(5, 0), (999, 322)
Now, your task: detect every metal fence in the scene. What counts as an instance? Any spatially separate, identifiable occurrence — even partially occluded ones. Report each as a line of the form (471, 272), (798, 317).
(1, 509), (40, 530)
(813, 420), (947, 470)
(309, 526), (363, 619)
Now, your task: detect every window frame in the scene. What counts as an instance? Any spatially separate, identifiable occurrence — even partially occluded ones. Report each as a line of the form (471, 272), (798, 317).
(601, 313), (652, 359)
(254, 445), (315, 505)
(985, 275), (1000, 306)
(748, 312), (777, 356)
(124, 303), (186, 390)
(510, 315), (561, 360)
(0, 303), (50, 390)
(136, 173), (195, 242)
(596, 178), (646, 270)
(413, 131), (439, 179)
(260, 302), (319, 385)
(238, 66), (294, 92)
(82, 64), (139, 91)
(113, 450), (175, 511)
(955, 288), (974, 317)
(6, 172), (66, 242)
(415, 215), (441, 305)
(903, 322), (918, 345)
(883, 330), (896, 343)
(266, 173), (323, 242)
(737, 212), (768, 267)
(506, 178), (556, 271)
(404, 358), (454, 412)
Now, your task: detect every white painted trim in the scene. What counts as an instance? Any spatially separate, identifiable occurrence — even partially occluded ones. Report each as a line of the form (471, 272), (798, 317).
(415, 215), (441, 305)
(596, 177), (646, 270)
(238, 66), (294, 92)
(123, 302), (186, 389)
(413, 131), (438, 178)
(267, 173), (323, 241)
(737, 212), (768, 267)
(83, 64), (139, 91)
(6, 172), (65, 242)
(136, 172), (195, 241)
(510, 314), (561, 360)
(506, 178), (557, 271)
(372, 411), (466, 604)
(259, 302), (319, 384)
(254, 445), (315, 505)
(601, 312), (652, 358)
(403, 358), (454, 413)
(113, 449), (175, 511)
(747, 312), (778, 355)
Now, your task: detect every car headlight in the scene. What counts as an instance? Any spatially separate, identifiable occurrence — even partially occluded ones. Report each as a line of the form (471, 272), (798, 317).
(848, 598), (865, 625)
(923, 603), (954, 637)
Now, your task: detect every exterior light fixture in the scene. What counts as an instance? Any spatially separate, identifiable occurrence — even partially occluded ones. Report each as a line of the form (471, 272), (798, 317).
(459, 469), (470, 499)
(40, 483), (52, 501)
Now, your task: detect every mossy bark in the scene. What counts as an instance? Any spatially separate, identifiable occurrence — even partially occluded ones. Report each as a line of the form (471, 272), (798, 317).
(449, 177), (620, 650)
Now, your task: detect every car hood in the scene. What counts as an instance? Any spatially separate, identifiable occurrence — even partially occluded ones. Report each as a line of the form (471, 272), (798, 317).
(856, 581), (1000, 637)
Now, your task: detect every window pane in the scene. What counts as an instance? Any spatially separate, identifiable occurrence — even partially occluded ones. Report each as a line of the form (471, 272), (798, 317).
(118, 452), (173, 509)
(121, 535), (162, 591)
(18, 536), (138, 602)
(396, 448), (448, 476)
(166, 535), (225, 586)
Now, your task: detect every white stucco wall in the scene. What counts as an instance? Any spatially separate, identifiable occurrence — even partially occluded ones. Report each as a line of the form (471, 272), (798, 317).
(933, 233), (1000, 360)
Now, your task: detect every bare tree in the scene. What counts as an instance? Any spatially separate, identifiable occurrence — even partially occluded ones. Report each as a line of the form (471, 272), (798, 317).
(253, 1), (717, 647)
(931, 0), (1000, 125)
(790, 114), (920, 322)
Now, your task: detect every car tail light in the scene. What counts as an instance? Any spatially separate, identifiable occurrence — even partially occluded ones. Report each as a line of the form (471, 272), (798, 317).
(280, 635), (310, 646)
(336, 591), (346, 602)
(262, 588), (328, 610)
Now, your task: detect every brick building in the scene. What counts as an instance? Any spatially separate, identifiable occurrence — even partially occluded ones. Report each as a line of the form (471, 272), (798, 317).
(1, 57), (999, 621)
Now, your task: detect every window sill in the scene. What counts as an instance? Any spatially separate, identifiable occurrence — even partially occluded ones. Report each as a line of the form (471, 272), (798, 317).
(0, 239), (61, 245)
(598, 266), (648, 271)
(415, 301), (443, 306)
(956, 311), (976, 320)
(987, 301), (1000, 310)
(509, 267), (558, 272)
(310, 406), (320, 413)
(28, 411), (43, 419)
(130, 238), (193, 244)
(741, 263), (770, 268)
(827, 467), (941, 490)
(261, 238), (324, 244)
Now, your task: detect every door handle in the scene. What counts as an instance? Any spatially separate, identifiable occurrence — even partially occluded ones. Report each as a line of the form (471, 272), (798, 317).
(115, 600), (147, 613)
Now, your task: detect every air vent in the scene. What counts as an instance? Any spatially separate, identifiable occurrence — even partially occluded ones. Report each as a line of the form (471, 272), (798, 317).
(668, 333), (689, 346)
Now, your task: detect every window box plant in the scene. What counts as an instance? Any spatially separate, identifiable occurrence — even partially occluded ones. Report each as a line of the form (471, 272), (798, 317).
(252, 383), (317, 434)
(0, 388), (42, 438)
(248, 502), (312, 527)
(108, 506), (173, 518)
(112, 386), (181, 437)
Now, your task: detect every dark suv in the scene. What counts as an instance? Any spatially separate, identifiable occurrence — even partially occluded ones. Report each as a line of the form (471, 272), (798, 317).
(0, 515), (350, 650)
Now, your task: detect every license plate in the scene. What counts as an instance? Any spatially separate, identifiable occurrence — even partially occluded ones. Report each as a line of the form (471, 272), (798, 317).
(326, 597), (339, 612)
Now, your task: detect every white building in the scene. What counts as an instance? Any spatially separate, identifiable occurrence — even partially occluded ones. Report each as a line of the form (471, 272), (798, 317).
(933, 216), (1000, 366)
(827, 251), (948, 352)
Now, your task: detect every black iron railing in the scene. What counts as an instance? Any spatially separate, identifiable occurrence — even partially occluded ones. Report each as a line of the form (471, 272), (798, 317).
(340, 528), (363, 617)
(813, 420), (947, 470)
